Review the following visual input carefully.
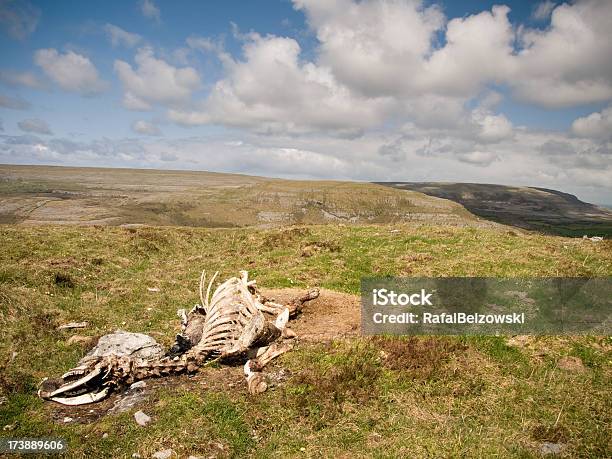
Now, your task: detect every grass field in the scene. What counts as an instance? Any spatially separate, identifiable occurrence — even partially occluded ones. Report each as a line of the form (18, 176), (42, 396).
(1, 223), (611, 457)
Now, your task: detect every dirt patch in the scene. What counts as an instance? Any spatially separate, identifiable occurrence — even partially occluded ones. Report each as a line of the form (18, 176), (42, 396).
(261, 227), (311, 248)
(557, 356), (586, 372)
(261, 288), (360, 341)
(371, 336), (467, 377)
(300, 240), (341, 257)
(531, 424), (570, 443)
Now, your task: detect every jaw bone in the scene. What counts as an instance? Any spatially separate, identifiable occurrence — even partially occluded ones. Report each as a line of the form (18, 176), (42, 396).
(39, 331), (165, 406)
(49, 387), (111, 406)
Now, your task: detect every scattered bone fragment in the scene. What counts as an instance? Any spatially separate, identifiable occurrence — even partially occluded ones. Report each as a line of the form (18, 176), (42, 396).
(57, 321), (88, 330)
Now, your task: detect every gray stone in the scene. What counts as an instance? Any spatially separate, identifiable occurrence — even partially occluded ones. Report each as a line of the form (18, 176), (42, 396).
(109, 392), (150, 414)
(133, 410), (151, 427)
(540, 442), (564, 455)
(129, 381), (147, 390)
(85, 331), (164, 361)
(152, 449), (174, 459)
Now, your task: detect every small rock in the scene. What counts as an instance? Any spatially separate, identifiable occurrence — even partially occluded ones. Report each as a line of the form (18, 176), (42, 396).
(131, 454), (141, 458)
(63, 417), (73, 423)
(0, 396), (7, 406)
(147, 287), (160, 293)
(557, 356), (586, 372)
(540, 442), (564, 455)
(133, 410), (151, 427)
(110, 392), (150, 414)
(129, 381), (147, 390)
(152, 449), (173, 459)
(67, 335), (94, 346)
(102, 433), (109, 439)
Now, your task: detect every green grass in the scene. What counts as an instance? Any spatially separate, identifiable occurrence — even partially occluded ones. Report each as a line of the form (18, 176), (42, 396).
(0, 223), (611, 457)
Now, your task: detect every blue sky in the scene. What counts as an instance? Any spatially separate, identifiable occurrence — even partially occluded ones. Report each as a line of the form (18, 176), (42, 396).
(0, 0), (611, 204)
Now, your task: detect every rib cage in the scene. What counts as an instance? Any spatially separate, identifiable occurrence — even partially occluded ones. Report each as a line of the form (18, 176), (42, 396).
(192, 271), (265, 356)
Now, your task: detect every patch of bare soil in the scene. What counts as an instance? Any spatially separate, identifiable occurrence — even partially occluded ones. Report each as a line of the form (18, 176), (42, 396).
(261, 288), (361, 341)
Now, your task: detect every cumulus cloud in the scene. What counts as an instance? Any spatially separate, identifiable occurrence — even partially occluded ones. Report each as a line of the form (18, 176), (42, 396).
(0, 0), (40, 40)
(169, 33), (390, 135)
(294, 0), (444, 97)
(167, 0), (612, 138)
(515, 0), (612, 107)
(0, 92), (30, 109)
(571, 106), (612, 140)
(131, 120), (162, 136)
(470, 109), (513, 143)
(295, 0), (612, 108)
(104, 23), (141, 47)
(115, 47), (200, 111)
(455, 151), (498, 167)
(140, 0), (160, 23)
(34, 48), (107, 95)
(18, 118), (52, 135)
(0, 69), (43, 88)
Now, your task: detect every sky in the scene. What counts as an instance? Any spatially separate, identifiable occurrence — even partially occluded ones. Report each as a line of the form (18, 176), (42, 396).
(0, 0), (611, 204)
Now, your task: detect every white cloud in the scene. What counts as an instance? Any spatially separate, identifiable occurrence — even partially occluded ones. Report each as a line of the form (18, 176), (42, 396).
(114, 47), (200, 111)
(0, 0), (40, 40)
(0, 92), (30, 109)
(515, 0), (612, 107)
(131, 120), (162, 136)
(169, 33), (390, 135)
(159, 0), (612, 138)
(104, 23), (141, 48)
(140, 0), (160, 23)
(571, 106), (612, 140)
(532, 1), (556, 20)
(18, 118), (52, 135)
(295, 0), (612, 109)
(455, 151), (498, 167)
(295, 0), (444, 97)
(34, 48), (107, 95)
(0, 69), (43, 88)
(471, 109), (513, 143)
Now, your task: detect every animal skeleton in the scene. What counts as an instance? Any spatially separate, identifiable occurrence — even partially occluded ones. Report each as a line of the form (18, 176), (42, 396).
(38, 270), (319, 405)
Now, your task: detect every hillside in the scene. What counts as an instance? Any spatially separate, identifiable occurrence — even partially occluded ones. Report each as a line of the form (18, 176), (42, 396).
(376, 182), (612, 237)
(0, 224), (610, 457)
(0, 165), (479, 228)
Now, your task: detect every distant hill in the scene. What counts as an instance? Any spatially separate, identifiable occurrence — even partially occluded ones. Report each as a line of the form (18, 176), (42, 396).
(0, 165), (481, 228)
(376, 182), (612, 237)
